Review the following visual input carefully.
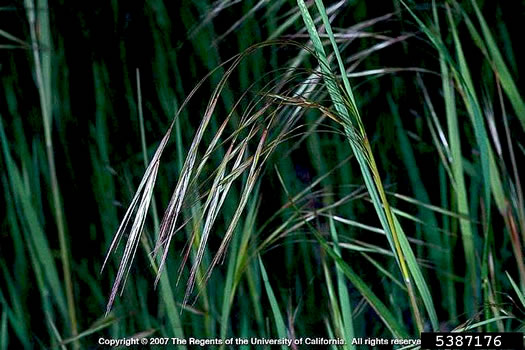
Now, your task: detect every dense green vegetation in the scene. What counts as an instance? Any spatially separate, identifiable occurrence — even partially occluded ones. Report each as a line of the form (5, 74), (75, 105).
(1, 0), (524, 348)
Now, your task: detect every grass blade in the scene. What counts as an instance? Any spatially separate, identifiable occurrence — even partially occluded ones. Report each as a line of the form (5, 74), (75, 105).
(258, 256), (288, 349)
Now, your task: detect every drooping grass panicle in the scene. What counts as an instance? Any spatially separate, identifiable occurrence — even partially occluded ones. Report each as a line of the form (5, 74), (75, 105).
(103, 39), (323, 310)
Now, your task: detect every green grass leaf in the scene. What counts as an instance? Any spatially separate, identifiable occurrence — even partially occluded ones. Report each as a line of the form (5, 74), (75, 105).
(258, 256), (288, 349)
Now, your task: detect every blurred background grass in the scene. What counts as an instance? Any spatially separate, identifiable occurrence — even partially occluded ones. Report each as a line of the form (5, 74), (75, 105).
(1, 0), (525, 348)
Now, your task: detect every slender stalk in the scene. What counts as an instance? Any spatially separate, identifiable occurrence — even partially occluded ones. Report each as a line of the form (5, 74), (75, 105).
(24, 0), (78, 345)
(362, 139), (424, 332)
